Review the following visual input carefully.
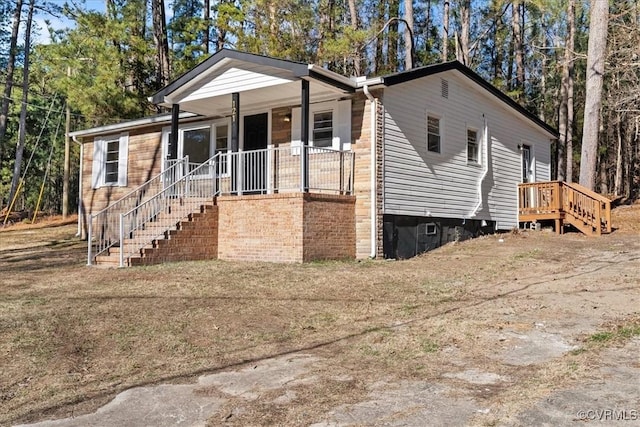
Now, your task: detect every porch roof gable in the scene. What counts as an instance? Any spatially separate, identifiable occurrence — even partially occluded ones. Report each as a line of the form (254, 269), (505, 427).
(150, 49), (356, 107)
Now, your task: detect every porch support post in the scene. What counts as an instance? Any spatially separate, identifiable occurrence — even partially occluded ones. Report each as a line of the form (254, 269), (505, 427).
(231, 93), (239, 152)
(231, 92), (241, 194)
(170, 104), (179, 161)
(300, 79), (309, 192)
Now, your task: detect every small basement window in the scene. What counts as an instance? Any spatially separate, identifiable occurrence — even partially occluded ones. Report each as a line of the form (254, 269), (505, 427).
(425, 223), (437, 235)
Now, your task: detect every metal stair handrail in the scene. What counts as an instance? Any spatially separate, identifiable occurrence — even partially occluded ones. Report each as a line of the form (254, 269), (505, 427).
(87, 157), (189, 265)
(117, 154), (221, 267)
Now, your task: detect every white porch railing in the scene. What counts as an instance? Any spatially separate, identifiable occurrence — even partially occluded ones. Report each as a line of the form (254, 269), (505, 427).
(220, 146), (354, 195)
(87, 146), (354, 266)
(87, 157), (189, 264)
(117, 157), (221, 266)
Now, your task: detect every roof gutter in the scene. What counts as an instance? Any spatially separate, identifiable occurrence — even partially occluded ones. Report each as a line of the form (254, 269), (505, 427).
(72, 135), (84, 238)
(469, 115), (489, 219)
(363, 84), (378, 259)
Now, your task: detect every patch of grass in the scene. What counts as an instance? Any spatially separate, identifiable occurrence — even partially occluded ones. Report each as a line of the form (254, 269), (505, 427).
(512, 248), (541, 260)
(400, 304), (420, 316)
(420, 338), (439, 353)
(587, 322), (640, 346)
(3, 220), (640, 425)
(589, 331), (615, 343)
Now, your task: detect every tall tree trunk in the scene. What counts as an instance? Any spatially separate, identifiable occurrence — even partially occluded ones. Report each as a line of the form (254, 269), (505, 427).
(375, 1), (386, 73)
(203, 0), (210, 54)
(403, 0), (414, 70)
(557, 0), (575, 182)
(624, 119), (635, 196)
(388, 0), (400, 71)
(0, 0), (23, 165)
(215, 0), (227, 52)
(459, 0), (470, 65)
(8, 0), (34, 207)
(599, 155), (608, 194)
(512, 0), (525, 102)
(152, 0), (171, 88)
(538, 19), (547, 123)
(565, 0), (575, 183)
(269, 0), (278, 52)
(318, 0), (335, 66)
(579, 0), (609, 190)
(442, 0), (449, 62)
(614, 116), (623, 196)
(348, 0), (361, 75)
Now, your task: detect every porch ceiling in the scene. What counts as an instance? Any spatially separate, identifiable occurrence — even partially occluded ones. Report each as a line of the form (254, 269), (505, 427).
(175, 80), (347, 117)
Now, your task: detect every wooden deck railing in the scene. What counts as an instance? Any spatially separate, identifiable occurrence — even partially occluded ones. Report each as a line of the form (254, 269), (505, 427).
(518, 181), (611, 236)
(562, 182), (612, 235)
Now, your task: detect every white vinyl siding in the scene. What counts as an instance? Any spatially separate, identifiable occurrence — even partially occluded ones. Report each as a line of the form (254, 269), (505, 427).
(382, 71), (553, 230)
(92, 133), (128, 188)
(181, 67), (295, 103)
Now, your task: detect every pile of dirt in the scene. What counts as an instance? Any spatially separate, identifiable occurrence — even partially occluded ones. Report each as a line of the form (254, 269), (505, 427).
(0, 214), (77, 231)
(611, 201), (640, 233)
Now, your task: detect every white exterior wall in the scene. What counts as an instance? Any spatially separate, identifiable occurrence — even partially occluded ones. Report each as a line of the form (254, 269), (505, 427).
(383, 70), (553, 230)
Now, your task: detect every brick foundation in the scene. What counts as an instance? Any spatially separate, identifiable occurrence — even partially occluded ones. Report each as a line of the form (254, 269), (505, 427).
(129, 205), (219, 266)
(217, 193), (355, 263)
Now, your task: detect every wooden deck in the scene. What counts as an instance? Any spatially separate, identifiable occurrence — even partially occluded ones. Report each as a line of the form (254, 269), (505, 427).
(518, 181), (612, 236)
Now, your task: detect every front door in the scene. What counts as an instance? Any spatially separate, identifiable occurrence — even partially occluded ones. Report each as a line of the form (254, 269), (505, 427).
(243, 113), (268, 192)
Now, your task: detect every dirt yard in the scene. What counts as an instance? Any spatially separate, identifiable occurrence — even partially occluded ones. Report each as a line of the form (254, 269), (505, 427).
(1, 208), (640, 426)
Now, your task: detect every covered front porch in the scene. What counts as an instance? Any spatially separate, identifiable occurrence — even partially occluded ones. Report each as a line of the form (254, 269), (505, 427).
(154, 49), (356, 188)
(86, 49), (363, 266)
(88, 142), (355, 266)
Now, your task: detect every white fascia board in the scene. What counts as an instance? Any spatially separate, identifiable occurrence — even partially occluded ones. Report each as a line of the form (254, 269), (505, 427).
(69, 112), (199, 141)
(307, 65), (357, 89)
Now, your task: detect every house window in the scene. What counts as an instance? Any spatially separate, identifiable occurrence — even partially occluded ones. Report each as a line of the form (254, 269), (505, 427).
(104, 138), (120, 184)
(427, 115), (441, 153)
(467, 129), (479, 164)
(313, 111), (333, 148)
(291, 100), (351, 152)
(162, 120), (230, 174)
(92, 133), (128, 188)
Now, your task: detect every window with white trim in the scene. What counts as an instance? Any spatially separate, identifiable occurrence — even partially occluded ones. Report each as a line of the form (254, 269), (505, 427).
(104, 139), (120, 183)
(161, 120), (230, 176)
(92, 132), (128, 188)
(427, 115), (441, 153)
(467, 128), (479, 164)
(291, 100), (351, 152)
(312, 111), (333, 148)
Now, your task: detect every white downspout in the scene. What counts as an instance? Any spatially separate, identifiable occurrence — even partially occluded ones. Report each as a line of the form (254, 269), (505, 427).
(73, 135), (83, 237)
(363, 85), (377, 258)
(470, 115), (489, 218)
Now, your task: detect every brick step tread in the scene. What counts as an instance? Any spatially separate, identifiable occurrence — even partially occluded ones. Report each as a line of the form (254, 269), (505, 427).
(92, 202), (217, 267)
